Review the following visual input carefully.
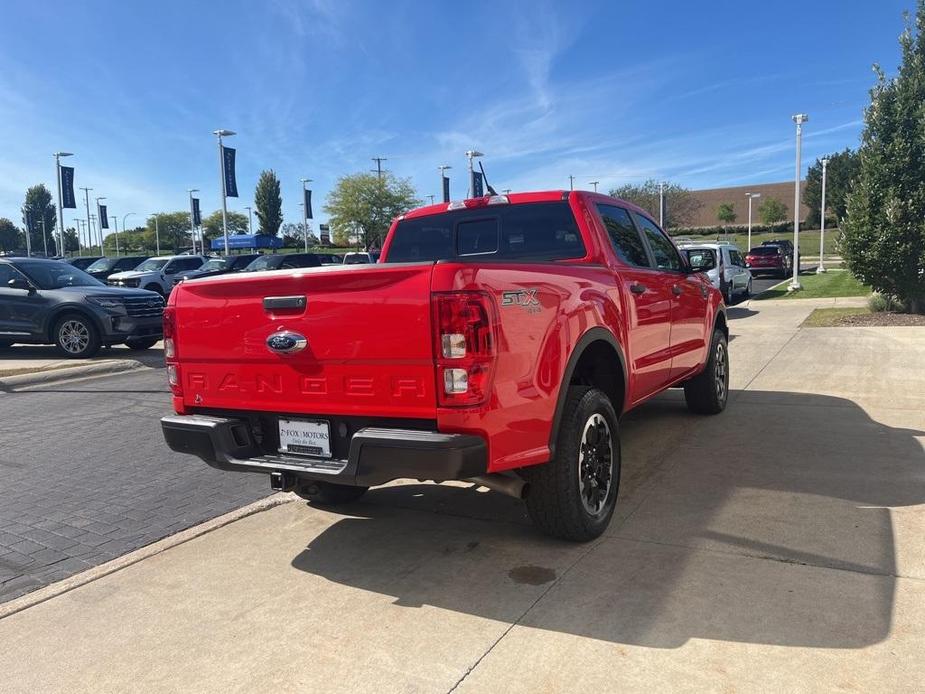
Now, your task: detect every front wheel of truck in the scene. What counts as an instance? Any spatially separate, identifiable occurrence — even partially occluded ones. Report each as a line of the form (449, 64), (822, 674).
(521, 386), (621, 542)
(296, 481), (368, 505)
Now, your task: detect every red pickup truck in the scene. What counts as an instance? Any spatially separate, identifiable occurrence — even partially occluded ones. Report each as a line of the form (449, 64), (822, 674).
(161, 191), (728, 541)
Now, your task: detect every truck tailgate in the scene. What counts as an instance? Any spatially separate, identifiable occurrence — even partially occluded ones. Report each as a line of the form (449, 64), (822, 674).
(173, 263), (437, 418)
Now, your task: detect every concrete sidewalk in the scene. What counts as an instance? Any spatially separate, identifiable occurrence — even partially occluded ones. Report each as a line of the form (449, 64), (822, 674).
(0, 343), (163, 386)
(1, 303), (923, 693)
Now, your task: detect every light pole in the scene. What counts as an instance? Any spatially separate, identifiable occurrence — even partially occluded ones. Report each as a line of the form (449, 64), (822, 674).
(79, 186), (93, 260)
(589, 181), (599, 192)
(789, 113), (808, 291)
(74, 218), (83, 253)
(95, 197), (106, 257)
(438, 164), (452, 202)
(110, 216), (120, 256)
(300, 178), (313, 252)
(214, 129), (236, 255)
(244, 206), (253, 234)
(658, 182), (665, 228)
(187, 189), (199, 255)
(568, 175), (575, 191)
(21, 204), (32, 257)
(54, 152), (73, 262)
(746, 192), (761, 252)
(371, 157), (387, 180)
(428, 194), (435, 204)
(465, 150), (484, 198)
(816, 158), (829, 274)
(151, 214), (161, 255)
(39, 218), (48, 256)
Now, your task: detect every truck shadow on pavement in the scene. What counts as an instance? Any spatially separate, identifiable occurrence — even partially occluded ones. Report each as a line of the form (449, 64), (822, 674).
(291, 390), (924, 650)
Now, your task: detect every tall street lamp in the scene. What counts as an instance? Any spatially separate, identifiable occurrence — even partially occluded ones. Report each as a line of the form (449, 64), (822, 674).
(187, 189), (199, 255)
(816, 158), (829, 274)
(110, 216), (120, 256)
(658, 182), (666, 228)
(79, 186), (93, 259)
(789, 113), (808, 291)
(21, 204), (32, 257)
(244, 206), (253, 234)
(465, 150), (484, 198)
(589, 181), (599, 192)
(150, 214), (161, 256)
(746, 192), (761, 252)
(54, 152), (73, 261)
(438, 165), (452, 202)
(301, 178), (313, 252)
(214, 129), (236, 255)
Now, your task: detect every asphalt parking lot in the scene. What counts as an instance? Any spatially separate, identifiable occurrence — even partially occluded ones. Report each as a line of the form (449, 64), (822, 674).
(1, 297), (922, 692)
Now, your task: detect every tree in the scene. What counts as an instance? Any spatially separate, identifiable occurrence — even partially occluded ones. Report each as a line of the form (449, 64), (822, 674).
(324, 172), (420, 249)
(63, 227), (80, 253)
(608, 179), (702, 228)
(0, 217), (22, 251)
(280, 222), (317, 248)
(758, 197), (788, 225)
(843, 3), (925, 312)
(717, 203), (737, 224)
(254, 170), (283, 236)
(22, 184), (58, 255)
(804, 149), (860, 225)
(137, 212), (194, 253)
(201, 210), (250, 245)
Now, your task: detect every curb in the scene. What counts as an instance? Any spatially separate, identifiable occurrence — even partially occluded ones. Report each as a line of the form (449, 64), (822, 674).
(0, 359), (149, 390)
(0, 494), (295, 620)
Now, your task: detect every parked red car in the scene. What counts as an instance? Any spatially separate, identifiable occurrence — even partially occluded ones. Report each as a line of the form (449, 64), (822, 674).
(161, 191), (728, 540)
(745, 245), (788, 278)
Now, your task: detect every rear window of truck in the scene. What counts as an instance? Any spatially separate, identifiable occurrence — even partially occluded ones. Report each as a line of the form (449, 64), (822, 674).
(385, 202), (585, 263)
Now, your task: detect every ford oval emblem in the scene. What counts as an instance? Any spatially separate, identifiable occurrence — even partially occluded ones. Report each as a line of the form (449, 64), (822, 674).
(266, 331), (307, 355)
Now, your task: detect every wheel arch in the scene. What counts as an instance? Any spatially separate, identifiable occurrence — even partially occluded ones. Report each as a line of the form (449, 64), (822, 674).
(45, 305), (106, 343)
(548, 327), (627, 458)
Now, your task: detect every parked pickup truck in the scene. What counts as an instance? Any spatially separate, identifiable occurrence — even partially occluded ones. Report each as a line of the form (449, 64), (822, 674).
(161, 191), (728, 540)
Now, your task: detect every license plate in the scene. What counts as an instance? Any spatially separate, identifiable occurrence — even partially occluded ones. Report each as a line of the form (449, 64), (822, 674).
(278, 418), (331, 458)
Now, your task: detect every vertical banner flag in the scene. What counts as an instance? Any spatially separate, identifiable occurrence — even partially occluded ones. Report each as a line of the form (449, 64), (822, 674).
(472, 171), (484, 198)
(319, 224), (330, 245)
(192, 197), (202, 226)
(60, 166), (77, 208)
(304, 189), (313, 219)
(442, 176), (450, 203)
(222, 146), (238, 197)
(98, 205), (109, 228)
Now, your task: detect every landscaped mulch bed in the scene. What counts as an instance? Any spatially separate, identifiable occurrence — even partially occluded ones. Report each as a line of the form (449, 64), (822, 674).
(835, 312), (925, 327)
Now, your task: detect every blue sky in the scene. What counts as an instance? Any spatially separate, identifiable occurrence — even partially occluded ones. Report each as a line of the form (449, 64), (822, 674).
(0, 0), (912, 234)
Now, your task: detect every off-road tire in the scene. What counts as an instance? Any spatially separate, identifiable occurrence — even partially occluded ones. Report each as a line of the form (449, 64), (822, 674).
(683, 329), (729, 415)
(521, 386), (621, 542)
(124, 337), (159, 351)
(53, 313), (101, 358)
(296, 481), (368, 505)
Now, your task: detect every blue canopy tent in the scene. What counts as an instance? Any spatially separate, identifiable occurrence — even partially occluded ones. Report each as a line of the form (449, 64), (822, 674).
(210, 234), (283, 251)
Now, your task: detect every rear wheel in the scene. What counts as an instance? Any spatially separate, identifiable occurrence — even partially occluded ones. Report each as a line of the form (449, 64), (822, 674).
(683, 329), (729, 415)
(124, 337), (159, 351)
(53, 314), (101, 358)
(296, 481), (368, 505)
(521, 386), (621, 542)
(744, 278), (752, 298)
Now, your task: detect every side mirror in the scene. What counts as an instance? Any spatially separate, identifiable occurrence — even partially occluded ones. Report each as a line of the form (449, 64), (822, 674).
(7, 277), (33, 292)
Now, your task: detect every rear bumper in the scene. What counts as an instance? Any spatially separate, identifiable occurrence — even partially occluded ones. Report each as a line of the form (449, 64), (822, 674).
(161, 414), (487, 487)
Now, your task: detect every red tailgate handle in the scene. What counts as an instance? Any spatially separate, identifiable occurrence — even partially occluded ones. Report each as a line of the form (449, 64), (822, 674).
(263, 295), (307, 311)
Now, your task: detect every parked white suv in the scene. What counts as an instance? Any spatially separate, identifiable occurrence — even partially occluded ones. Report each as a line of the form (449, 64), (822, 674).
(678, 242), (752, 304)
(108, 255), (207, 295)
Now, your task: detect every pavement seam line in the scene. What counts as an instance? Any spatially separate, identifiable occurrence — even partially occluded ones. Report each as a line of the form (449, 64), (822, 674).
(738, 326), (802, 393)
(445, 536), (604, 694)
(0, 494), (295, 620)
(603, 534), (925, 583)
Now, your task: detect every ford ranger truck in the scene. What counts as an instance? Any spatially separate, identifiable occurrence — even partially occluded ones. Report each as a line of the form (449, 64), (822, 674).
(161, 191), (727, 541)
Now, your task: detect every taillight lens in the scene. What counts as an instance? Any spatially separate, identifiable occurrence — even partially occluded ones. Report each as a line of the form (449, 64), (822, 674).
(163, 306), (181, 396)
(432, 292), (497, 407)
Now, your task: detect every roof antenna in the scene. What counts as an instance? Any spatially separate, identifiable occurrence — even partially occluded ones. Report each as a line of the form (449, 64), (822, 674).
(479, 161), (498, 196)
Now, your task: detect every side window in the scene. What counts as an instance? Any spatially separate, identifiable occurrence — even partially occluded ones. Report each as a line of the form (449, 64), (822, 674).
(596, 204), (650, 267)
(457, 219), (498, 256)
(728, 249), (743, 266)
(0, 264), (23, 285)
(633, 213), (681, 271)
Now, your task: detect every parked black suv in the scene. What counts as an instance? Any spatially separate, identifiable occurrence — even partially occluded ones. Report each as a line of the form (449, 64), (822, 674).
(173, 254), (259, 287)
(241, 253), (322, 272)
(84, 256), (149, 282)
(66, 256), (104, 271)
(0, 257), (164, 358)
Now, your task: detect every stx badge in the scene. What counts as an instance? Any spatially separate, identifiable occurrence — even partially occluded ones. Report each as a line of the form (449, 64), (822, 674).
(501, 289), (540, 312)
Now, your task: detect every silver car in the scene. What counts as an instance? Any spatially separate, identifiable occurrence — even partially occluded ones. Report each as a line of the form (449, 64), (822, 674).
(679, 242), (752, 304)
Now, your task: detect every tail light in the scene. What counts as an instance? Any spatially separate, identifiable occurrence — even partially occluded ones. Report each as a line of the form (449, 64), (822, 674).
(432, 292), (498, 407)
(163, 306), (182, 396)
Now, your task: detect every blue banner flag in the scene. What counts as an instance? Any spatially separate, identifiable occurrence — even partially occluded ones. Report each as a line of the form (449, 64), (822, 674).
(472, 171), (483, 198)
(98, 205), (109, 228)
(60, 166), (76, 208)
(223, 146), (238, 198)
(192, 197), (202, 226)
(304, 189), (313, 219)
(442, 175), (450, 203)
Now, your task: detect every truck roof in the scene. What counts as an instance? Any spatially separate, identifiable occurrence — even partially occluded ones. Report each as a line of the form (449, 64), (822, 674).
(400, 190), (653, 223)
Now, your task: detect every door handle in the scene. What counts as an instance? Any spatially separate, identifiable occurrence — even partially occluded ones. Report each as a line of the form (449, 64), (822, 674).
(671, 285), (682, 296)
(629, 282), (646, 295)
